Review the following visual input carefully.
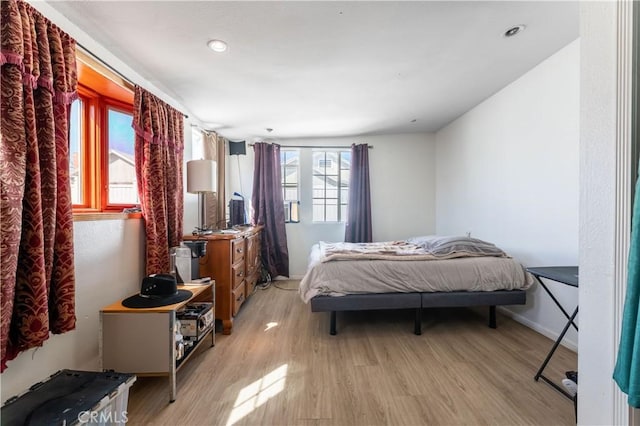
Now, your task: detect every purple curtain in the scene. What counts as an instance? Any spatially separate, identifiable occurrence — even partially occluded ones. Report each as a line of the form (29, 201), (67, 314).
(345, 143), (372, 243)
(251, 142), (289, 277)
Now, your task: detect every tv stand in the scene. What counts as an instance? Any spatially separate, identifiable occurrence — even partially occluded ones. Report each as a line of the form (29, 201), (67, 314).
(100, 283), (215, 403)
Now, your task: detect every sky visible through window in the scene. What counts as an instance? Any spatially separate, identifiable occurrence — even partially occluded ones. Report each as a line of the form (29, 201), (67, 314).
(109, 109), (134, 155)
(68, 104), (133, 156)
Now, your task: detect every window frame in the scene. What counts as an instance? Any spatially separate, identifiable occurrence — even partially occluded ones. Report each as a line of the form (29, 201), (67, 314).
(72, 55), (136, 214)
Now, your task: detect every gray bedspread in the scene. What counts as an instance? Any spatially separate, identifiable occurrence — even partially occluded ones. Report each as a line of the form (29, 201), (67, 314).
(299, 242), (533, 303)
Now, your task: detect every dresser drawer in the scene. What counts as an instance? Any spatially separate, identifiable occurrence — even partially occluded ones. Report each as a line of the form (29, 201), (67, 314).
(232, 238), (245, 264)
(246, 260), (257, 278)
(232, 283), (245, 316)
(232, 262), (245, 290)
(245, 272), (259, 297)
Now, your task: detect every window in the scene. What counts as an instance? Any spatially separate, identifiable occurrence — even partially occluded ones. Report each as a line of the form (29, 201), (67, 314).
(281, 149), (300, 223)
(107, 107), (137, 205)
(69, 99), (83, 204)
(70, 53), (136, 212)
(312, 150), (350, 222)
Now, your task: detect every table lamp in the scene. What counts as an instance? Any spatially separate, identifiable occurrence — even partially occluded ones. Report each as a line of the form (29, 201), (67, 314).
(187, 159), (217, 235)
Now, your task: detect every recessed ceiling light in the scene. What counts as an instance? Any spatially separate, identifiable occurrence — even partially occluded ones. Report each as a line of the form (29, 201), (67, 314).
(411, 119), (417, 123)
(207, 39), (228, 52)
(266, 128), (273, 132)
(503, 25), (526, 38)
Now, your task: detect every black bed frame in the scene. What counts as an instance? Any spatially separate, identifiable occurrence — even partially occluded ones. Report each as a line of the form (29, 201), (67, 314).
(310, 290), (527, 335)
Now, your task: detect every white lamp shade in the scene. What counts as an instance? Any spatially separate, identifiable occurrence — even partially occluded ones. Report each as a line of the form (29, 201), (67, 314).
(187, 160), (217, 193)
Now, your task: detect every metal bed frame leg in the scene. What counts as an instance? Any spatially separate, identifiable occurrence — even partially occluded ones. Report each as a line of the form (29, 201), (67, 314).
(489, 306), (497, 329)
(330, 311), (337, 335)
(414, 308), (422, 335)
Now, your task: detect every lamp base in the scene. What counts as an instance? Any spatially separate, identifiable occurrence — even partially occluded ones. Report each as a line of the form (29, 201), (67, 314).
(195, 192), (211, 235)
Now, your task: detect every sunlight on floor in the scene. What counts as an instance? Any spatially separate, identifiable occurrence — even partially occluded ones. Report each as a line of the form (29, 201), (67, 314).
(264, 322), (278, 331)
(226, 364), (288, 426)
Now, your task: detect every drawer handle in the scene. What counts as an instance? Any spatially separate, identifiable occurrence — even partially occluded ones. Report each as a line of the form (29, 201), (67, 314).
(236, 248), (244, 253)
(237, 271), (244, 277)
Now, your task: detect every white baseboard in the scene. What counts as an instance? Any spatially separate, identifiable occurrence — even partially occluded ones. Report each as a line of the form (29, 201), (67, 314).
(274, 275), (304, 280)
(498, 306), (578, 353)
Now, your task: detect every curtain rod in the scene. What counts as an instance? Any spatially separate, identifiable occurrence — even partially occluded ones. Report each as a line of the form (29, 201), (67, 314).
(248, 144), (373, 149)
(76, 43), (189, 119)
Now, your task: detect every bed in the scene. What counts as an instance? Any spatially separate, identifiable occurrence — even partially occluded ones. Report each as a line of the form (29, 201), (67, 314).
(299, 237), (533, 335)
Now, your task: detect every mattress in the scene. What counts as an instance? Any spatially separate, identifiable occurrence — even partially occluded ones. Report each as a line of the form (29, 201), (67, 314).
(299, 242), (534, 303)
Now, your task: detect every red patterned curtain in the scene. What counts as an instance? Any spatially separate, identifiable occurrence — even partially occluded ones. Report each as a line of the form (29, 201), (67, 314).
(133, 86), (184, 275)
(0, 0), (77, 371)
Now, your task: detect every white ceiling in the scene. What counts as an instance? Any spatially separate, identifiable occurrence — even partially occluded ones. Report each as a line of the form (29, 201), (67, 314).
(45, 1), (579, 141)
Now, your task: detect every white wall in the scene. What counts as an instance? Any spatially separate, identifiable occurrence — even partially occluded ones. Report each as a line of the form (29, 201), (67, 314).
(435, 40), (580, 349)
(579, 1), (635, 423)
(0, 220), (144, 401)
(226, 133), (437, 277)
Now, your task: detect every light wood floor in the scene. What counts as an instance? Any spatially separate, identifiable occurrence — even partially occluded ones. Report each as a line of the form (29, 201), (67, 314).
(126, 281), (577, 425)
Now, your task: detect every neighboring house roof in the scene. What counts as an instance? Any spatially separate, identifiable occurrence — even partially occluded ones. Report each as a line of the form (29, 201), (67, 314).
(109, 149), (134, 166)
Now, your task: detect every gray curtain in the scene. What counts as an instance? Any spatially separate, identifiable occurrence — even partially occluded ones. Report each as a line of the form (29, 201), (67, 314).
(345, 143), (372, 243)
(202, 131), (226, 229)
(251, 142), (289, 277)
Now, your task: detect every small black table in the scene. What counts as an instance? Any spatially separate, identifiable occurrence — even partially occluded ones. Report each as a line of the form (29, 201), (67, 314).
(526, 266), (578, 400)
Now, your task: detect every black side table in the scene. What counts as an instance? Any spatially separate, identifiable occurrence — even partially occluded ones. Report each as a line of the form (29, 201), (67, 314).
(526, 266), (578, 400)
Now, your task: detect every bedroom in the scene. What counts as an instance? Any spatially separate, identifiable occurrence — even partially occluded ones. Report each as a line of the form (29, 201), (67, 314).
(0, 0), (637, 425)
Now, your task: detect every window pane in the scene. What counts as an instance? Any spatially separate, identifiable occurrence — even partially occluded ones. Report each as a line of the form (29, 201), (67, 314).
(341, 188), (349, 203)
(325, 151), (338, 164)
(313, 175), (328, 190)
(69, 99), (83, 205)
(326, 189), (338, 199)
(285, 188), (298, 201)
(325, 204), (338, 222)
(283, 150), (299, 166)
(312, 189), (325, 198)
(281, 150), (299, 219)
(107, 108), (137, 204)
(341, 205), (348, 221)
(312, 152), (325, 169)
(192, 128), (203, 160)
(340, 151), (351, 167)
(340, 169), (350, 186)
(284, 166), (298, 184)
(283, 201), (291, 222)
(290, 201), (300, 222)
(312, 202), (325, 222)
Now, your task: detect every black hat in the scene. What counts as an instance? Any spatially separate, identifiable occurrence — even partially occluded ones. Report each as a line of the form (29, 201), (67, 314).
(122, 274), (192, 308)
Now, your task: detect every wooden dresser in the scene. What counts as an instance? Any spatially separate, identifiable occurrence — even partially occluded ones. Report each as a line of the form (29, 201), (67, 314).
(185, 226), (262, 334)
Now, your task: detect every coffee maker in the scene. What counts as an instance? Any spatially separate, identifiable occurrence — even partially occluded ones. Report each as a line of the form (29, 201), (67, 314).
(171, 241), (207, 283)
